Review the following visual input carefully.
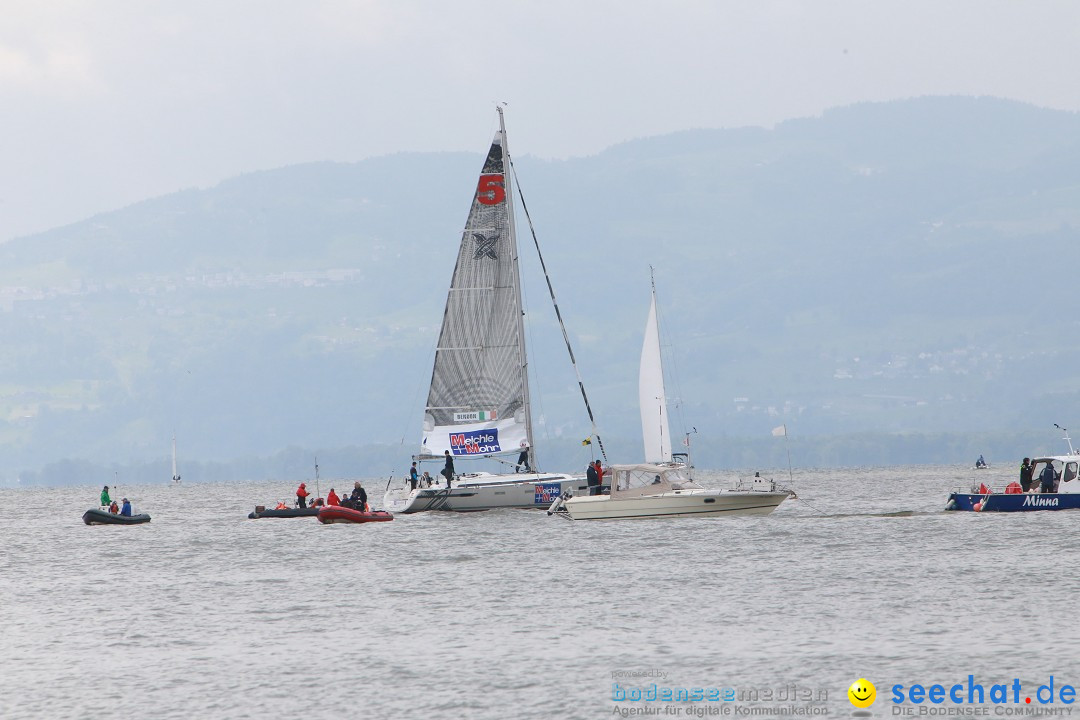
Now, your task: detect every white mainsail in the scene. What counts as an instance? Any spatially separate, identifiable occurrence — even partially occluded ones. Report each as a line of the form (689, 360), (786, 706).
(639, 282), (672, 463)
(420, 109), (531, 463)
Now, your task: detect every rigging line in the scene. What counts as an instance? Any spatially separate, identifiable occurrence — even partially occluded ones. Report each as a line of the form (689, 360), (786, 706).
(791, 495), (827, 516)
(507, 155), (607, 463)
(518, 249), (549, 456)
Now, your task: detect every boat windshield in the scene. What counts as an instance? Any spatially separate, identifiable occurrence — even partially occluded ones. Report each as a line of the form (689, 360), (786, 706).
(611, 465), (703, 494)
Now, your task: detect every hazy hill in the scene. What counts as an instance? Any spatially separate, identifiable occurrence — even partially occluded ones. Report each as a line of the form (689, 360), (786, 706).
(3, 96), (1080, 484)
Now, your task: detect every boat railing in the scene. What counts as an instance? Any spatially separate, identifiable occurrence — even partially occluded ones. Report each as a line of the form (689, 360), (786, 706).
(959, 482), (1047, 495)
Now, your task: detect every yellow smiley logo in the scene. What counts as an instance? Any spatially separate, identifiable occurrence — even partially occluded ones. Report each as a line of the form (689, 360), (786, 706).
(848, 678), (876, 708)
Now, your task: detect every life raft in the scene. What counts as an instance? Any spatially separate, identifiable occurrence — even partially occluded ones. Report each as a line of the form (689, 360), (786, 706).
(317, 506), (394, 524)
(83, 508), (151, 525)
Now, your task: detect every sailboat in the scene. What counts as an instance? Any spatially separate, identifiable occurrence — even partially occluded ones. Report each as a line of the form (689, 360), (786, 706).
(171, 435), (181, 484)
(383, 109), (588, 513)
(550, 272), (791, 520)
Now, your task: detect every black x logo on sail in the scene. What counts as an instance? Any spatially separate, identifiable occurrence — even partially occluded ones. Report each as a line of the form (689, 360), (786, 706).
(473, 233), (499, 260)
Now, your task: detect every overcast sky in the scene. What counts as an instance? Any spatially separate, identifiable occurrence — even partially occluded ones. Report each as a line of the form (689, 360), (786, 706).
(2, 0), (1078, 241)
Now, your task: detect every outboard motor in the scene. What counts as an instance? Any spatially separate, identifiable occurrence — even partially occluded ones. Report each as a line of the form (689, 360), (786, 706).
(547, 491), (571, 516)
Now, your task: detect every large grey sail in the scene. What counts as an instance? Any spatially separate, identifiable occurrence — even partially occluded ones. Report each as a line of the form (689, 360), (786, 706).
(421, 131), (529, 459)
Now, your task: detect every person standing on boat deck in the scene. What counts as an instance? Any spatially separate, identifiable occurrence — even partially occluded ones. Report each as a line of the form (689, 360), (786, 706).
(1039, 462), (1057, 494)
(296, 482), (310, 508)
(120, 498), (132, 517)
(594, 460), (604, 493)
(516, 442), (531, 473)
(326, 488), (340, 506)
(1020, 458), (1034, 492)
(100, 485), (111, 507)
(409, 462), (419, 490)
(442, 450), (455, 488)
(586, 462), (599, 495)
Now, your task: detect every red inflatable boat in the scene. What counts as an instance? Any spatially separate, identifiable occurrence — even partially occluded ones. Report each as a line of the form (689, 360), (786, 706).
(317, 506), (394, 524)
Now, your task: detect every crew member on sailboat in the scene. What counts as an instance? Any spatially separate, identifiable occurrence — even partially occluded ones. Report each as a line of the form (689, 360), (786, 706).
(442, 451), (454, 488)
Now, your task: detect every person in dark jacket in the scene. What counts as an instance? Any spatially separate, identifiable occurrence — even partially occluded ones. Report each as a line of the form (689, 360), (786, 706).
(409, 462), (419, 490)
(442, 450), (455, 488)
(1039, 462), (1057, 494)
(120, 498), (132, 516)
(350, 481), (368, 511)
(1019, 458), (1034, 492)
(586, 462), (599, 496)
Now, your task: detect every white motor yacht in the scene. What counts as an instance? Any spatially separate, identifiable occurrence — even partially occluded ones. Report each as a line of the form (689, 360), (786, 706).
(549, 463), (790, 520)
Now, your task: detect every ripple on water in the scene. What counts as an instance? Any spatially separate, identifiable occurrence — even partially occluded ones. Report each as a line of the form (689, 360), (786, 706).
(1, 467), (1076, 719)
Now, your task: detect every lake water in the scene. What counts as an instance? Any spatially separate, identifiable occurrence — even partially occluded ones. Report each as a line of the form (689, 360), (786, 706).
(2, 465), (1076, 719)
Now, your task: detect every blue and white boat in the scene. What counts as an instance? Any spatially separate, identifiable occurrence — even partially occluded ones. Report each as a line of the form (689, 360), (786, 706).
(947, 426), (1080, 512)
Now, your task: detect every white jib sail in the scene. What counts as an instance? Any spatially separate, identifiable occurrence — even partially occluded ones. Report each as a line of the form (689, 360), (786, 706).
(639, 291), (672, 463)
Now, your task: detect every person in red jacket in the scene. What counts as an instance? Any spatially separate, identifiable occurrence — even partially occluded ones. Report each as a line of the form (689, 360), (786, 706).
(594, 460), (605, 494)
(326, 488), (340, 506)
(296, 482), (310, 508)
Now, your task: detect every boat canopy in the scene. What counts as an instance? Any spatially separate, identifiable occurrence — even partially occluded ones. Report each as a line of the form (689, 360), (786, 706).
(1032, 456), (1080, 494)
(608, 463), (702, 498)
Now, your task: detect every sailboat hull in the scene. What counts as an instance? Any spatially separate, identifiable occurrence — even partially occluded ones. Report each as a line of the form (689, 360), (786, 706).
(561, 490), (789, 520)
(384, 473), (585, 513)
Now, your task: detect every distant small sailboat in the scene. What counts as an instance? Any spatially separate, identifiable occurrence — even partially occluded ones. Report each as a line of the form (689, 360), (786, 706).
(171, 435), (181, 483)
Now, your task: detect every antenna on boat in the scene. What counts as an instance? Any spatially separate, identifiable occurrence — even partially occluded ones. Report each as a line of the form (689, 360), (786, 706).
(314, 457), (320, 501)
(1054, 424), (1075, 454)
(678, 426), (698, 468)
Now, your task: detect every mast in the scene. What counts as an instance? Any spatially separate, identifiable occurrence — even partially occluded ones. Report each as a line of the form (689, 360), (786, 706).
(500, 106), (536, 470)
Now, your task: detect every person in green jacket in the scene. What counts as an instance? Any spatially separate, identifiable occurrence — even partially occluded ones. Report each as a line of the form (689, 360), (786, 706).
(100, 485), (111, 507)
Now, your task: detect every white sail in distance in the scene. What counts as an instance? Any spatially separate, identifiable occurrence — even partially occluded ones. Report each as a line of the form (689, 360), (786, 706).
(639, 287), (672, 463)
(171, 435), (180, 483)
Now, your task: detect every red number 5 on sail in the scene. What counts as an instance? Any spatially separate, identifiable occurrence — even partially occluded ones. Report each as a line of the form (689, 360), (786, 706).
(476, 174), (505, 205)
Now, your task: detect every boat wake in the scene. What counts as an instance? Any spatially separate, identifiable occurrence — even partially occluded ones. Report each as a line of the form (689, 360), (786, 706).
(785, 508), (922, 519)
